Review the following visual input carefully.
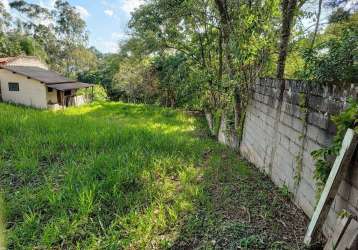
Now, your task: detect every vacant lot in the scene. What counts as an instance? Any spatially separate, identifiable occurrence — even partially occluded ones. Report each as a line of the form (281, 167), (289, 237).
(0, 102), (308, 249)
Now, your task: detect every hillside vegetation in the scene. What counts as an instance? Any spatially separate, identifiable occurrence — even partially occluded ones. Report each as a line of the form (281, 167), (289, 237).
(0, 102), (307, 249)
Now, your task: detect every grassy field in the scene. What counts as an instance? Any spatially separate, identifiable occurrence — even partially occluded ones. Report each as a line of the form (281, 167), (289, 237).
(0, 102), (307, 249)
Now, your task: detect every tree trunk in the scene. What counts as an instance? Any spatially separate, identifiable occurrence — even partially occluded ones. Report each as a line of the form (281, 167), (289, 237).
(276, 0), (298, 79)
(218, 113), (239, 149)
(215, 0), (240, 149)
(215, 0), (234, 79)
(205, 111), (216, 136)
(309, 0), (323, 50)
(218, 28), (223, 82)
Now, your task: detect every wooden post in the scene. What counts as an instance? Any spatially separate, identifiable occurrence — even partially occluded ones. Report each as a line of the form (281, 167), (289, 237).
(304, 129), (358, 245)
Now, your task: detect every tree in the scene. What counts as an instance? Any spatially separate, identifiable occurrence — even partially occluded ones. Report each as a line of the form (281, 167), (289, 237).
(125, 0), (280, 145)
(53, 0), (88, 46)
(277, 0), (298, 78)
(296, 11), (358, 82)
(113, 58), (159, 103)
(0, 1), (11, 33)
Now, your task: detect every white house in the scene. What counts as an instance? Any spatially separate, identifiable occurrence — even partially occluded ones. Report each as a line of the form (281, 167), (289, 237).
(0, 56), (93, 109)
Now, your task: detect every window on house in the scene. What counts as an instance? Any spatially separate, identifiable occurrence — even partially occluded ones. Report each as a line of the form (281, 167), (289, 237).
(8, 82), (19, 92)
(64, 90), (71, 96)
(48, 87), (53, 92)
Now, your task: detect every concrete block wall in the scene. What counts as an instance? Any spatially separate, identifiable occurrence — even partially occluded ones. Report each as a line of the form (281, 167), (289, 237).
(240, 78), (358, 239)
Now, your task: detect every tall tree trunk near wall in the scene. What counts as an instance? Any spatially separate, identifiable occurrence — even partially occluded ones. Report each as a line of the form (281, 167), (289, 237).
(276, 0), (298, 79)
(218, 112), (239, 148)
(311, 0), (323, 49)
(205, 111), (216, 136)
(309, 0), (323, 50)
(218, 28), (223, 83)
(215, 0), (240, 148)
(302, 0), (322, 74)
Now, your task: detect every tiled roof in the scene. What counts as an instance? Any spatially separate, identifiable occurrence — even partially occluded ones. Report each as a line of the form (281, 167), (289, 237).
(0, 65), (74, 84)
(49, 82), (94, 90)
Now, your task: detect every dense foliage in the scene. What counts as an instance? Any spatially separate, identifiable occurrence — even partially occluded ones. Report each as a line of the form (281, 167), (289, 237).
(110, 0), (357, 144)
(295, 11), (358, 83)
(311, 100), (358, 196)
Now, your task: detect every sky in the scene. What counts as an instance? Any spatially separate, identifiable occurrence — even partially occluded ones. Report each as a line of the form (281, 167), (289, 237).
(3, 0), (145, 53)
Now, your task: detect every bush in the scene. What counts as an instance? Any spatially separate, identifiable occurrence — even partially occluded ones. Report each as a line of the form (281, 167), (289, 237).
(79, 84), (108, 101)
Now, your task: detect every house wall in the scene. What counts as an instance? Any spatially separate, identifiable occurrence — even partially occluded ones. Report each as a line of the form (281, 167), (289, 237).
(6, 57), (48, 69)
(240, 78), (358, 239)
(47, 88), (58, 104)
(0, 69), (47, 109)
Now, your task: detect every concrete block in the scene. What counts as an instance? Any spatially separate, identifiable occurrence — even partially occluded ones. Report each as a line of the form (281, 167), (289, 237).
(338, 180), (352, 201)
(310, 84), (326, 97)
(307, 124), (321, 141)
(327, 99), (344, 114)
(264, 114), (275, 127)
(280, 112), (293, 127)
(271, 167), (286, 186)
(267, 95), (277, 107)
(316, 128), (333, 147)
(348, 166), (358, 189)
(308, 112), (329, 130)
(276, 144), (292, 160)
(294, 190), (315, 217)
(288, 126), (303, 142)
(263, 95), (270, 105)
(278, 122), (294, 140)
(292, 116), (304, 132)
(282, 102), (305, 119)
(303, 151), (316, 170)
(308, 95), (326, 112)
(324, 215), (351, 250)
(333, 195), (348, 213)
(348, 184), (358, 209)
(301, 164), (316, 187)
(264, 125), (275, 137)
(297, 178), (316, 204)
(289, 140), (301, 156)
(267, 107), (278, 118)
(286, 79), (310, 93)
(255, 100), (262, 111)
(322, 208), (338, 238)
(347, 203), (358, 217)
(280, 134), (290, 147)
(254, 92), (262, 102)
(336, 218), (358, 250)
(304, 139), (322, 156)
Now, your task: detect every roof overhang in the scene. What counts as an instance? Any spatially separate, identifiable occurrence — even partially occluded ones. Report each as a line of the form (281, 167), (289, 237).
(0, 65), (74, 84)
(47, 82), (94, 91)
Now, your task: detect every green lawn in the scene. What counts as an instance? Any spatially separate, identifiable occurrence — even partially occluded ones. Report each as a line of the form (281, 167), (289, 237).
(0, 102), (307, 249)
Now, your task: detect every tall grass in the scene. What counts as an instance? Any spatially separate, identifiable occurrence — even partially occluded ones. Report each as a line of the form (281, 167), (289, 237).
(0, 102), (307, 249)
(0, 102), (229, 249)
